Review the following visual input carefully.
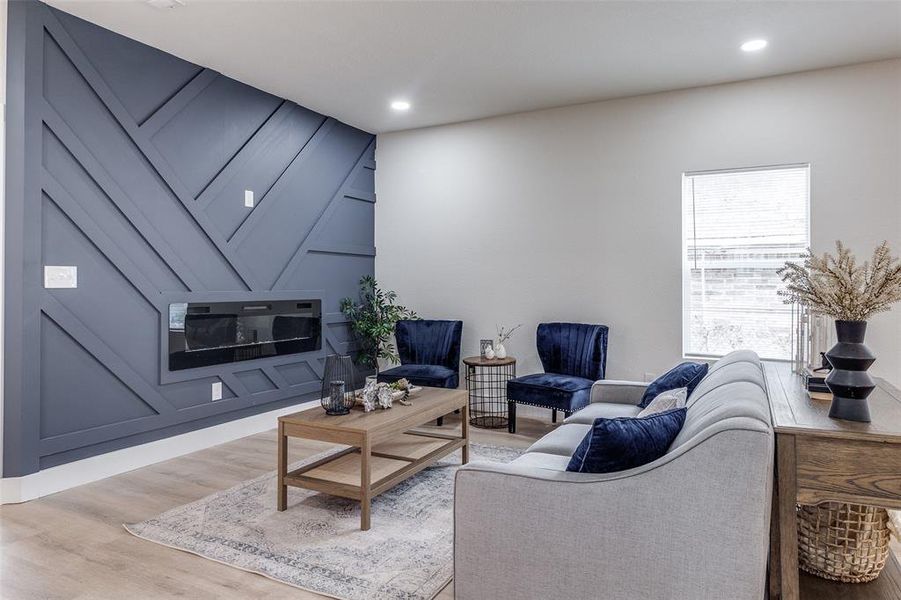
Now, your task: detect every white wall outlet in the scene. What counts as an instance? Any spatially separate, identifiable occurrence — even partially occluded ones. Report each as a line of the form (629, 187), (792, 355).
(244, 189), (254, 208)
(211, 381), (223, 401)
(44, 266), (78, 289)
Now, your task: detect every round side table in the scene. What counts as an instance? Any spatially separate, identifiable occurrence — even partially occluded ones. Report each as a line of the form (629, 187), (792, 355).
(463, 356), (516, 429)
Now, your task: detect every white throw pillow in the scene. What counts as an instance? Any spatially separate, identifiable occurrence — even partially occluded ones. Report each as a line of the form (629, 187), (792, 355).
(637, 387), (688, 418)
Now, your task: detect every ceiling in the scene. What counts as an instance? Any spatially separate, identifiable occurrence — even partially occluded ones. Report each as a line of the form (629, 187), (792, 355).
(46, 0), (901, 133)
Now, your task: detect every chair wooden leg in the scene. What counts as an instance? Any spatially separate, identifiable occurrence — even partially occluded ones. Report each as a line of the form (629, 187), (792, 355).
(508, 400), (517, 434)
(552, 409), (557, 423)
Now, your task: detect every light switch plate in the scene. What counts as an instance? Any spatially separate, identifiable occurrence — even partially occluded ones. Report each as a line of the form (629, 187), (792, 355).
(244, 190), (254, 208)
(211, 381), (223, 401)
(44, 266), (78, 289)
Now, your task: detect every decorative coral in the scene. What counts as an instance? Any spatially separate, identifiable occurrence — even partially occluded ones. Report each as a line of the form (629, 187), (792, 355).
(360, 380), (379, 412)
(778, 241), (901, 321)
(377, 385), (393, 410)
(390, 378), (412, 394)
(360, 379), (415, 411)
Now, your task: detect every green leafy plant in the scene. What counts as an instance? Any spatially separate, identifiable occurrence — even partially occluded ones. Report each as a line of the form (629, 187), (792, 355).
(340, 276), (417, 370)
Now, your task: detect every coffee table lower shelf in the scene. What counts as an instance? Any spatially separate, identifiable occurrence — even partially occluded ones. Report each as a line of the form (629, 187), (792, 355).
(285, 432), (464, 499)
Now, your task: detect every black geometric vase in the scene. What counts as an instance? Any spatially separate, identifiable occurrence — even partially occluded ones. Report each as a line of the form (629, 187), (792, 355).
(824, 320), (876, 422)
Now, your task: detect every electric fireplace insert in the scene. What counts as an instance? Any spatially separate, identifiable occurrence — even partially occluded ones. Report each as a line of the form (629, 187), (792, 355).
(168, 299), (321, 371)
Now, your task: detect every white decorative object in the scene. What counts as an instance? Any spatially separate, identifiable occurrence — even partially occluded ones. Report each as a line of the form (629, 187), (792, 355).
(359, 379), (420, 411)
(484, 346), (496, 360)
(360, 380), (379, 412)
(377, 385), (393, 409)
(494, 323), (521, 360)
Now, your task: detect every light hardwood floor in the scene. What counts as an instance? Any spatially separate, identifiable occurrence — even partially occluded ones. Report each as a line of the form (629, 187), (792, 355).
(0, 412), (551, 600)
(1, 411), (898, 599)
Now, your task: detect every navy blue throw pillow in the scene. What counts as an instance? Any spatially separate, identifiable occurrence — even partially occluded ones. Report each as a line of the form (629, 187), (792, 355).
(639, 362), (708, 408)
(566, 408), (687, 473)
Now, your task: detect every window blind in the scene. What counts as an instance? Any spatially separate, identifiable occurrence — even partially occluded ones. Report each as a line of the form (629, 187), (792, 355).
(682, 164), (810, 360)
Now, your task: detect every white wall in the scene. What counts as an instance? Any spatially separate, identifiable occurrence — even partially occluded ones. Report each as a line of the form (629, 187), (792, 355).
(376, 60), (901, 386)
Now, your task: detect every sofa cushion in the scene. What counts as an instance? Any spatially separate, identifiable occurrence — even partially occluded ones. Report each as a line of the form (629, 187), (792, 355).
(526, 423), (591, 456)
(670, 380), (771, 451)
(566, 408), (687, 473)
(687, 361), (765, 407)
(378, 364), (458, 388)
(511, 452), (571, 471)
(639, 362), (708, 408)
(637, 387), (687, 418)
(507, 373), (594, 412)
(706, 349), (760, 375)
(564, 402), (641, 424)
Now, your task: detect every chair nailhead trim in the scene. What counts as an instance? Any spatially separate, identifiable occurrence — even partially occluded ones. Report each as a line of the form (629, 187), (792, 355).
(508, 400), (574, 413)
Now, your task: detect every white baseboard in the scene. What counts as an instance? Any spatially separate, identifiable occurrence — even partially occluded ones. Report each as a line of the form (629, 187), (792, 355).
(0, 399), (319, 504)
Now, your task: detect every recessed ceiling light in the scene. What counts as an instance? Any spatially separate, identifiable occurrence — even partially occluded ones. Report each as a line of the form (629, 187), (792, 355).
(390, 100), (411, 111)
(146, 0), (185, 9)
(741, 39), (768, 52)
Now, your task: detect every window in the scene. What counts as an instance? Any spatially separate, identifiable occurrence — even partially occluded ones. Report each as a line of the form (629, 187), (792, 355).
(682, 164), (810, 360)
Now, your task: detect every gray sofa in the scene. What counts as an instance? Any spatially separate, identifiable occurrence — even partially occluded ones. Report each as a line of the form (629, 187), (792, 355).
(454, 350), (773, 600)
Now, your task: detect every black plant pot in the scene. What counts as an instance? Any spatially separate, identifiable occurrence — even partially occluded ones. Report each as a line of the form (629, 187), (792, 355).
(824, 320), (876, 422)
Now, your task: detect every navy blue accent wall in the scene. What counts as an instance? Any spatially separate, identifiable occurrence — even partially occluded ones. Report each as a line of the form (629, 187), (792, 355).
(3, 1), (376, 476)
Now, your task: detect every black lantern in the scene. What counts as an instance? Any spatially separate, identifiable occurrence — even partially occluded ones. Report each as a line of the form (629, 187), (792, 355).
(321, 354), (357, 415)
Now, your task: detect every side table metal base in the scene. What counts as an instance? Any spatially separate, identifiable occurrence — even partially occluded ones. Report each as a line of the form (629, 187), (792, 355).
(464, 356), (516, 430)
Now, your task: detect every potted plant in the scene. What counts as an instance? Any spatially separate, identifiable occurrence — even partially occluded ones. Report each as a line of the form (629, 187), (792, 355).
(340, 276), (416, 374)
(778, 241), (901, 421)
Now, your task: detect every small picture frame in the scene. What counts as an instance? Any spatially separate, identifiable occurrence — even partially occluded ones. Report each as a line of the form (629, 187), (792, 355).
(479, 339), (494, 358)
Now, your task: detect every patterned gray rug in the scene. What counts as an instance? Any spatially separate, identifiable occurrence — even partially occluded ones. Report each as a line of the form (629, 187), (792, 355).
(125, 443), (522, 600)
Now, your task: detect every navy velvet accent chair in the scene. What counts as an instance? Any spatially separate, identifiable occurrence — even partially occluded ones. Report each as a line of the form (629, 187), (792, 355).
(506, 322), (608, 433)
(377, 319), (463, 425)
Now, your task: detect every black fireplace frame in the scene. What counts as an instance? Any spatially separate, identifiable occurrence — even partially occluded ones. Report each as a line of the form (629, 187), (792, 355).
(157, 290), (325, 384)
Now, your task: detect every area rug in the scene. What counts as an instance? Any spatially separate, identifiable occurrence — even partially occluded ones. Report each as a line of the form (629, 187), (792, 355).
(125, 443), (522, 600)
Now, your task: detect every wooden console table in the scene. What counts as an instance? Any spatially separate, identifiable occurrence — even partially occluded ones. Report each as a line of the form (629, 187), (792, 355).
(764, 361), (901, 600)
(277, 388), (468, 530)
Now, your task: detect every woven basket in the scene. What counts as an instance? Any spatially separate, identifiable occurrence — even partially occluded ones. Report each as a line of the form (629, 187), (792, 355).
(797, 502), (894, 583)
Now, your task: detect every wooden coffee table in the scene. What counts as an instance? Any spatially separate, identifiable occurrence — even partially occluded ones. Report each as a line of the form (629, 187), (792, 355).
(277, 388), (469, 530)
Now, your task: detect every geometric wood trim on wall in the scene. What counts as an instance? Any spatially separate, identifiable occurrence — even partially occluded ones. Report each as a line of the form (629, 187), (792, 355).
(3, 1), (375, 476)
